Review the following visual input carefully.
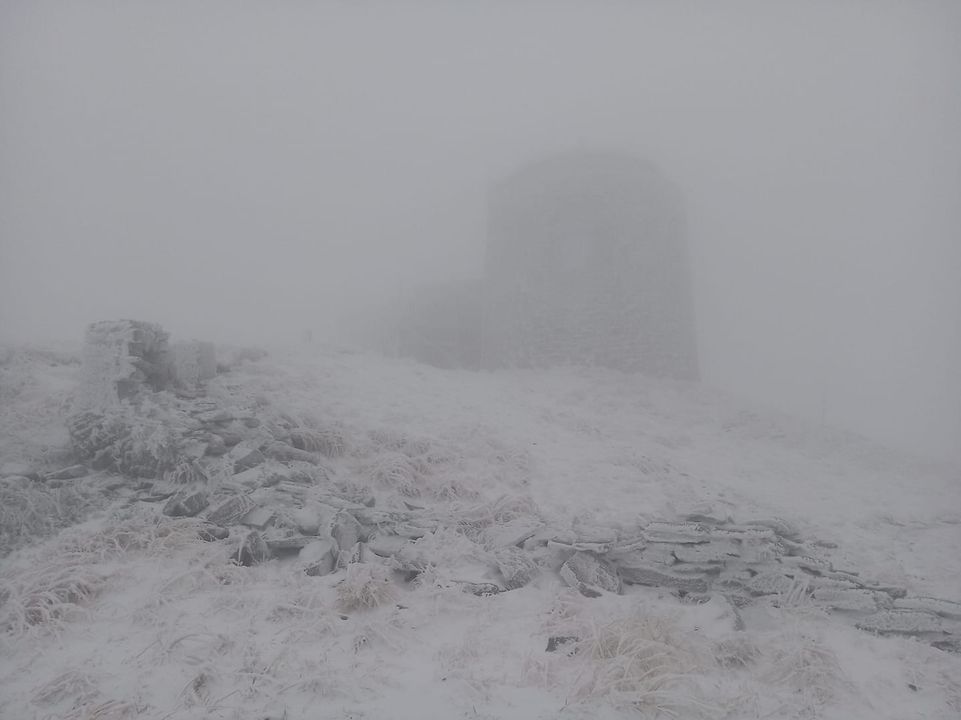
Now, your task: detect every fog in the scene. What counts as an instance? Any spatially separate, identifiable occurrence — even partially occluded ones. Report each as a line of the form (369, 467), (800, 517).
(1, 1), (959, 461)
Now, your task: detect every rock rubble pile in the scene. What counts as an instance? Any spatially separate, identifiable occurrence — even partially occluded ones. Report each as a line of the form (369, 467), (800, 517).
(45, 321), (961, 654)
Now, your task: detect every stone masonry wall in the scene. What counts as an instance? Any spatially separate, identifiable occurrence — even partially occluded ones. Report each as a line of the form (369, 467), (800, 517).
(483, 151), (699, 380)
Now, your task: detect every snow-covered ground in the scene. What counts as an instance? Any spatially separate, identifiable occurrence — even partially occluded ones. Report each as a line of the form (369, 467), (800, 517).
(1, 344), (959, 719)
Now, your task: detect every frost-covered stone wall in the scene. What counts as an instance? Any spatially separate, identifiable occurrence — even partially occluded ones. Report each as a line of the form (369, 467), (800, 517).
(78, 321), (219, 410)
(78, 320), (171, 409)
(483, 151), (698, 379)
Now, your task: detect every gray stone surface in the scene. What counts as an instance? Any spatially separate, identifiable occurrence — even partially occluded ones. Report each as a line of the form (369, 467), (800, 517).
(238, 531), (270, 566)
(559, 551), (621, 597)
(231, 445), (266, 474)
(616, 561), (710, 594)
(495, 547), (539, 590)
(206, 494), (256, 527)
(331, 511), (364, 556)
(163, 491), (210, 518)
(241, 506), (274, 529)
(301, 539), (337, 576)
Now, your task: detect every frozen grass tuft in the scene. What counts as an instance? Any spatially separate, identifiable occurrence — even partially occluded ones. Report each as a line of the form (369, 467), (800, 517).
(368, 452), (421, 497)
(456, 493), (541, 542)
(337, 562), (396, 611)
(290, 426), (347, 458)
(760, 629), (849, 708)
(0, 475), (105, 556)
(1, 563), (106, 636)
(63, 699), (141, 720)
(33, 669), (101, 706)
(712, 633), (761, 668)
(572, 612), (718, 718)
(368, 428), (433, 457)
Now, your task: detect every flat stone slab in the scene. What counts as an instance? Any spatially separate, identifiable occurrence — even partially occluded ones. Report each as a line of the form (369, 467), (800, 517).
(780, 554), (834, 574)
(616, 561), (710, 594)
(367, 534), (411, 558)
(241, 506), (274, 529)
(262, 441), (319, 464)
(642, 521), (712, 544)
(495, 547), (539, 590)
(746, 571), (804, 597)
(163, 490), (209, 518)
(559, 551), (621, 597)
(709, 526), (777, 543)
(894, 597), (961, 620)
(813, 587), (892, 613)
(856, 610), (948, 635)
(673, 541), (742, 564)
(231, 445), (266, 474)
(266, 535), (313, 555)
(206, 494), (256, 527)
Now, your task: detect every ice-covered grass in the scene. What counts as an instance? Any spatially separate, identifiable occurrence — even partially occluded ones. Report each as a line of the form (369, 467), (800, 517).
(573, 612), (715, 717)
(336, 562), (397, 611)
(0, 474), (106, 556)
(0, 508), (208, 641)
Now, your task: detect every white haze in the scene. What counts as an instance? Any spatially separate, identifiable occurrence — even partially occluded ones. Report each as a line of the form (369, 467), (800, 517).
(1, 1), (959, 461)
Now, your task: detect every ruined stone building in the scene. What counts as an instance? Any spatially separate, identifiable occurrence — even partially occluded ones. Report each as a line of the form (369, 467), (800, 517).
(78, 320), (217, 409)
(482, 151), (699, 379)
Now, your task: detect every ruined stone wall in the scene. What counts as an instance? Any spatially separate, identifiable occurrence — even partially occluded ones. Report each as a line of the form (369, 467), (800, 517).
(483, 151), (699, 379)
(77, 321), (219, 410)
(77, 320), (171, 409)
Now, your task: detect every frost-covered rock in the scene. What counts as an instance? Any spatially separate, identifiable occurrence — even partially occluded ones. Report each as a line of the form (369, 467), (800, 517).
(206, 494), (256, 527)
(331, 511), (364, 563)
(230, 444), (266, 474)
(495, 547), (539, 590)
(559, 551), (621, 597)
(292, 507), (321, 536)
(855, 610), (948, 636)
(237, 531), (270, 566)
(616, 560), (710, 594)
(893, 597), (961, 621)
(240, 506), (274, 529)
(302, 539), (338, 576)
(163, 490), (209, 518)
(367, 534), (411, 558)
(263, 441), (319, 465)
(812, 587), (892, 613)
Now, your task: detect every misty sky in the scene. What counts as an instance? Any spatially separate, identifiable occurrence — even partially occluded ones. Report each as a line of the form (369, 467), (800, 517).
(1, 1), (959, 461)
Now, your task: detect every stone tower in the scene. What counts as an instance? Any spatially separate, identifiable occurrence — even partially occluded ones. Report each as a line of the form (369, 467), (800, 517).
(483, 151), (698, 379)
